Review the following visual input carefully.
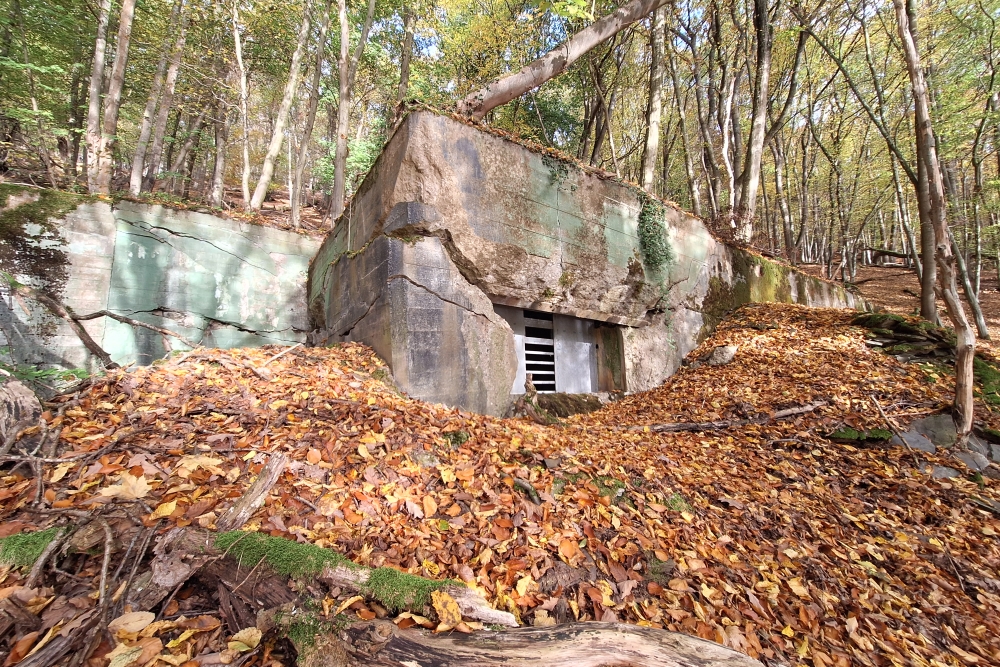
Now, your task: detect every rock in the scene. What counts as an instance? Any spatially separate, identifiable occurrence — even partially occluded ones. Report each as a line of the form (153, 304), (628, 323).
(966, 435), (990, 456)
(0, 375), (41, 448)
(536, 393), (603, 418)
(955, 451), (991, 473)
(706, 345), (738, 366)
(992, 444), (1000, 463)
(544, 458), (561, 470)
(890, 430), (936, 453)
(911, 414), (958, 448)
(931, 466), (960, 479)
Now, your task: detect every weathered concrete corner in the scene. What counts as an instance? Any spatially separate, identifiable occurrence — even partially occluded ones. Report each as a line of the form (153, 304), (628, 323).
(308, 111), (862, 416)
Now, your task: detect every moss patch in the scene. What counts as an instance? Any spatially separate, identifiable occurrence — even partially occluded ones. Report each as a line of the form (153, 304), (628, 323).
(361, 567), (457, 613)
(974, 357), (1000, 406)
(827, 427), (893, 443)
(215, 531), (359, 578)
(0, 527), (60, 568)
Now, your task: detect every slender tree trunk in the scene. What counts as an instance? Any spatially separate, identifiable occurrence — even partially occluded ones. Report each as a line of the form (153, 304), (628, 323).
(84, 0), (113, 192)
(733, 0), (771, 243)
(770, 138), (794, 262)
(129, 1), (180, 196)
(331, 0), (377, 219)
(231, 0), (252, 207)
(209, 111), (228, 207)
(142, 16), (187, 192)
(92, 0), (137, 194)
(893, 0), (975, 437)
(667, 48), (701, 217)
(292, 0), (332, 228)
(249, 1), (313, 211)
(640, 6), (665, 192)
(167, 108), (205, 194)
(457, 0), (668, 120)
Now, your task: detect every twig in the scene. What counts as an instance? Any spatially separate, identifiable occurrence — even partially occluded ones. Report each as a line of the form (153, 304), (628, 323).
(262, 342), (303, 367)
(7, 283), (118, 369)
(75, 309), (200, 349)
(631, 401), (828, 433)
(870, 394), (922, 469)
(513, 478), (541, 504)
(230, 556), (268, 594)
(295, 495), (319, 512)
(943, 546), (968, 596)
(97, 519), (114, 608)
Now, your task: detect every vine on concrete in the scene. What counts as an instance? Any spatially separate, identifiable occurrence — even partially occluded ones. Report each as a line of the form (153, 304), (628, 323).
(638, 193), (673, 273)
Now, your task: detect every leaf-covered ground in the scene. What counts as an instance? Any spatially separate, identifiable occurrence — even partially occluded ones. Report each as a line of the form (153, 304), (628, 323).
(2, 303), (999, 666)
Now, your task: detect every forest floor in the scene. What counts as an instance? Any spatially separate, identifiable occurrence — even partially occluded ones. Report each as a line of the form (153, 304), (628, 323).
(798, 263), (1000, 348)
(2, 301), (999, 667)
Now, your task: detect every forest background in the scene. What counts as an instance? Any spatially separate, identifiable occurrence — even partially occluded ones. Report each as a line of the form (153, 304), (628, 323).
(2, 0), (999, 330)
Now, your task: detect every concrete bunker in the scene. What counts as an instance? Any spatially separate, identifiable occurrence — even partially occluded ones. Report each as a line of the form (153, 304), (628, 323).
(307, 111), (860, 416)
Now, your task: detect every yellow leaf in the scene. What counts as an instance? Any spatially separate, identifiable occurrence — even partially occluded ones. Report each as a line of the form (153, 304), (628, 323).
(166, 628), (195, 648)
(431, 590), (463, 632)
(106, 643), (142, 667)
(422, 559), (441, 576)
(335, 596), (364, 616)
(787, 577), (810, 598)
(150, 500), (177, 520)
(228, 627), (262, 652)
(439, 467), (456, 483)
(49, 462), (76, 484)
(797, 637), (809, 657)
(515, 574), (535, 597)
(358, 444), (370, 459)
(781, 626), (795, 637)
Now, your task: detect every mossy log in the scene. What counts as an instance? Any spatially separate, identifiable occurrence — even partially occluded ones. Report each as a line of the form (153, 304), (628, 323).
(333, 620), (762, 667)
(0, 376), (41, 453)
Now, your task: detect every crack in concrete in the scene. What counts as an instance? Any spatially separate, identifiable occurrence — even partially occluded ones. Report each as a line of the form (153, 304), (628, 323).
(388, 274), (497, 324)
(120, 220), (279, 277)
(114, 306), (303, 338)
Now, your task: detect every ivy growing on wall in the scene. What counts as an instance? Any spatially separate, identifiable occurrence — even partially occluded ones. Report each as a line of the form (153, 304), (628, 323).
(637, 193), (673, 273)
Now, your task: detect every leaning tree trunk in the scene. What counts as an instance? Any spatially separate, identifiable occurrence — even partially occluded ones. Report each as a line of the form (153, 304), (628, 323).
(93, 0), (137, 194)
(209, 109), (228, 207)
(639, 5), (665, 193)
(893, 0), (975, 437)
(84, 0), (113, 193)
(249, 1), (312, 211)
(457, 0), (668, 121)
(231, 0), (252, 207)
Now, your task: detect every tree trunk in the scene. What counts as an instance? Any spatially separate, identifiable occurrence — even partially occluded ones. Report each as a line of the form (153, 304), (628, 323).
(330, 0), (377, 219)
(249, 2), (313, 211)
(639, 6), (665, 192)
(142, 17), (187, 192)
(128, 0), (180, 197)
(292, 0), (333, 228)
(396, 10), (415, 104)
(457, 0), (668, 121)
(893, 0), (975, 437)
(84, 0), (113, 193)
(732, 0), (771, 243)
(209, 110), (228, 207)
(232, 0), (252, 207)
(770, 137), (794, 263)
(92, 0), (137, 194)
(949, 229), (990, 339)
(667, 47), (700, 217)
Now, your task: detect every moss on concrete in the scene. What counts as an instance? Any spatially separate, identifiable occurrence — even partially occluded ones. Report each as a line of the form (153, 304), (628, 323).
(0, 185), (91, 300)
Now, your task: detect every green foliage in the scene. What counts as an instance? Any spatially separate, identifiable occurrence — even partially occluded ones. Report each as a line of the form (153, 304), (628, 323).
(637, 194), (673, 273)
(0, 354), (88, 387)
(0, 528), (60, 568)
(827, 427), (893, 442)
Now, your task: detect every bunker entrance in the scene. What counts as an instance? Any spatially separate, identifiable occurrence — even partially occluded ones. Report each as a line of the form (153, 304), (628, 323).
(493, 305), (625, 395)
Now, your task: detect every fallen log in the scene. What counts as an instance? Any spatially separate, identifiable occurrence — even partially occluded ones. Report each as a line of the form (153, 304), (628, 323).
(0, 375), (41, 455)
(337, 620), (762, 667)
(630, 401), (827, 433)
